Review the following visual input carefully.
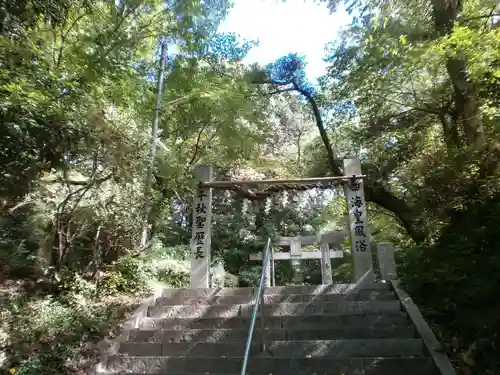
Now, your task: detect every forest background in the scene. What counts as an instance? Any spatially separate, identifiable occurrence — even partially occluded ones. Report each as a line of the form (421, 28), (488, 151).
(0, 0), (499, 374)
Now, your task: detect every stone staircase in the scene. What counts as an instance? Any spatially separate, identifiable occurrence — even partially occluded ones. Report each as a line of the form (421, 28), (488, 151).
(95, 282), (450, 375)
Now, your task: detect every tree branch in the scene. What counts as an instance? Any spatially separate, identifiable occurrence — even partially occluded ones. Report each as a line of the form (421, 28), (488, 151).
(55, 10), (92, 68)
(188, 123), (209, 167)
(252, 77), (342, 175)
(252, 72), (426, 242)
(263, 87), (297, 96)
(459, 8), (499, 24)
(365, 181), (425, 243)
(290, 80), (342, 176)
(43, 173), (114, 186)
(371, 92), (441, 114)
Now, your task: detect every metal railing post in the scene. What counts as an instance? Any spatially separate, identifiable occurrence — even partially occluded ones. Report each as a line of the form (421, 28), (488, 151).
(270, 245), (275, 287)
(259, 276), (266, 352)
(240, 237), (271, 375)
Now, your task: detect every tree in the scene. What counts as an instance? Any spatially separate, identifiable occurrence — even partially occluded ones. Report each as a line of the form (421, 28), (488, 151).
(0, 0), (270, 278)
(139, 39), (167, 248)
(263, 0), (500, 243)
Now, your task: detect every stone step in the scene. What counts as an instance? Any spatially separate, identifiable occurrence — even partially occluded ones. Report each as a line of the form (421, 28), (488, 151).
(264, 283), (391, 295)
(118, 339), (425, 358)
(104, 356), (437, 374)
(139, 313), (410, 330)
(155, 290), (396, 306)
(127, 326), (416, 343)
(160, 283), (391, 299)
(147, 300), (401, 319)
(161, 287), (255, 298)
(282, 312), (410, 328)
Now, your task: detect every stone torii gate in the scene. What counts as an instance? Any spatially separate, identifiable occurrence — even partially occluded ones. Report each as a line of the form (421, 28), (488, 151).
(189, 158), (374, 288)
(249, 231), (348, 286)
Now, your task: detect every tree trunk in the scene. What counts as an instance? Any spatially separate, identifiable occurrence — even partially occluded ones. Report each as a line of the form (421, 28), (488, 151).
(301, 88), (426, 243)
(438, 110), (460, 150)
(295, 83), (342, 176)
(257, 77), (428, 243)
(139, 39), (167, 248)
(445, 58), (484, 146)
(364, 182), (426, 243)
(431, 0), (485, 147)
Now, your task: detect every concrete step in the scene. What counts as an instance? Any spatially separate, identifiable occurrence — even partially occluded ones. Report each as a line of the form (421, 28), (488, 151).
(147, 300), (401, 319)
(160, 283), (391, 299)
(155, 290), (396, 306)
(127, 325), (416, 343)
(118, 339), (425, 358)
(139, 312), (410, 330)
(161, 287), (255, 298)
(282, 312), (409, 328)
(104, 356), (437, 374)
(263, 283), (391, 295)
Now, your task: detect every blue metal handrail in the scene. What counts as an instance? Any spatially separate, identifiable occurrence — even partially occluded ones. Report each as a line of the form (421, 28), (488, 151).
(240, 237), (271, 375)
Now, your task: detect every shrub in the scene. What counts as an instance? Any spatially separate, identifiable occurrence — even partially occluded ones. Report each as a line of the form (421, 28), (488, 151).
(0, 209), (40, 278)
(399, 193), (500, 374)
(238, 265), (261, 286)
(154, 261), (190, 288)
(400, 193), (500, 325)
(224, 272), (239, 287)
(97, 257), (153, 296)
(148, 236), (189, 262)
(17, 347), (69, 375)
(2, 287), (139, 375)
(59, 272), (96, 300)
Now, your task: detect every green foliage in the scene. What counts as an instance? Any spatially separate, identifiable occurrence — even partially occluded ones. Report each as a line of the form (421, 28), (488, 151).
(59, 272), (97, 301)
(148, 235), (190, 262)
(0, 240), (34, 278)
(3, 0), (499, 373)
(97, 257), (153, 296)
(145, 236), (190, 287)
(1, 286), (139, 375)
(17, 348), (69, 375)
(399, 192), (500, 373)
(224, 272), (239, 287)
(0, 0), (263, 284)
(331, 261), (354, 282)
(237, 265), (261, 287)
(0, 0), (343, 373)
(155, 262), (190, 288)
(401, 192), (500, 323)
(0, 206), (45, 278)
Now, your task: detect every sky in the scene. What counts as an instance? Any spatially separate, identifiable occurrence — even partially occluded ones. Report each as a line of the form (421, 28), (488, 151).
(218, 0), (351, 82)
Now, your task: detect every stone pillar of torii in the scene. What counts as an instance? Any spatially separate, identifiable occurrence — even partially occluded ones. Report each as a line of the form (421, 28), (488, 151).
(189, 159), (397, 289)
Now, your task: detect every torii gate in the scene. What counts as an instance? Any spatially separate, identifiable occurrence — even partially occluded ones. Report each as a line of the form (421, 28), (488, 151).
(189, 158), (374, 288)
(249, 231), (348, 286)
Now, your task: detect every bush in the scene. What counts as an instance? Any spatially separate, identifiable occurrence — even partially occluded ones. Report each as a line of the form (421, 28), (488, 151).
(97, 257), (153, 296)
(148, 236), (189, 262)
(0, 209), (40, 279)
(238, 265), (261, 286)
(17, 348), (69, 375)
(1, 282), (140, 375)
(155, 261), (190, 288)
(331, 261), (354, 283)
(399, 193), (500, 374)
(224, 272), (239, 287)
(400, 193), (500, 325)
(59, 272), (96, 300)
(3, 296), (77, 373)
